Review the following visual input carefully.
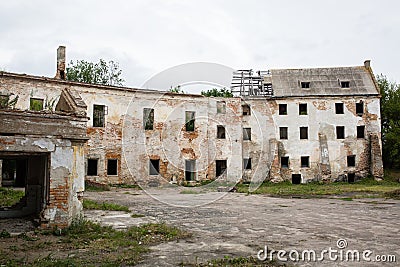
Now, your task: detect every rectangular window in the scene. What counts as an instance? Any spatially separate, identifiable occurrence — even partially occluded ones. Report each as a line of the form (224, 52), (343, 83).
(107, 159), (118, 176)
(336, 126), (345, 139)
(341, 81), (350, 88)
(243, 158), (252, 170)
(243, 128), (251, 140)
(185, 159), (196, 181)
(242, 104), (251, 116)
(87, 159), (98, 176)
(335, 103), (344, 114)
(217, 101), (226, 114)
(279, 104), (287, 115)
(356, 102), (364, 115)
(217, 125), (226, 139)
(299, 103), (307, 115)
(279, 127), (288, 140)
(185, 111), (195, 131)
(149, 159), (160, 175)
(300, 127), (308, 139)
(281, 156), (289, 168)
(301, 156), (309, 168)
(347, 155), (356, 167)
(93, 104), (105, 127)
(30, 98), (44, 111)
(301, 82), (310, 88)
(216, 160), (227, 177)
(143, 108), (154, 130)
(357, 125), (365, 139)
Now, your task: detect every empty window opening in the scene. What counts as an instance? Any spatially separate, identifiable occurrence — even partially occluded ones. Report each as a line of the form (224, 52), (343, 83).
(185, 160), (196, 181)
(356, 102), (364, 115)
(107, 159), (118, 176)
(292, 174), (301, 184)
(93, 104), (106, 127)
(301, 82), (310, 88)
(217, 125), (226, 139)
(348, 173), (355, 183)
(216, 160), (227, 177)
(341, 81), (350, 88)
(143, 108), (154, 130)
(335, 103), (344, 114)
(243, 128), (251, 140)
(300, 127), (308, 139)
(279, 127), (288, 140)
(279, 104), (287, 115)
(336, 126), (345, 139)
(347, 155), (356, 167)
(217, 101), (226, 114)
(242, 104), (251, 116)
(87, 159), (98, 176)
(299, 103), (308, 115)
(185, 111), (195, 132)
(281, 156), (289, 168)
(149, 159), (160, 175)
(243, 158), (252, 170)
(60, 70), (65, 80)
(301, 156), (309, 168)
(30, 98), (44, 111)
(357, 126), (365, 138)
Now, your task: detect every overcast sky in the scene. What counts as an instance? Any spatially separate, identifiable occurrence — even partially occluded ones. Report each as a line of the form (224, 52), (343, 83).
(1, 0), (399, 90)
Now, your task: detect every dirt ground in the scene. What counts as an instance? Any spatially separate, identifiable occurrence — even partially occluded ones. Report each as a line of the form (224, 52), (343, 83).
(84, 188), (400, 267)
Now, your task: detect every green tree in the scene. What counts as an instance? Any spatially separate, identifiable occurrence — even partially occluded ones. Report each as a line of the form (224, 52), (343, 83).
(377, 74), (400, 169)
(169, 85), (185, 94)
(66, 59), (124, 86)
(201, 87), (233, 97)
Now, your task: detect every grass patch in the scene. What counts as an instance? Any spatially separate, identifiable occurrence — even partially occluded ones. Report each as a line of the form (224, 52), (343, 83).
(182, 256), (284, 266)
(112, 183), (142, 190)
(384, 189), (400, 199)
(236, 175), (400, 198)
(83, 199), (130, 212)
(131, 213), (145, 218)
(0, 187), (25, 207)
(0, 218), (189, 266)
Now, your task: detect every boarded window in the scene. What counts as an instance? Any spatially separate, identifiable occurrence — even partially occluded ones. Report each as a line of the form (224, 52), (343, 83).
(335, 103), (344, 114)
(292, 174), (301, 184)
(149, 159), (160, 175)
(300, 127), (308, 139)
(281, 156), (289, 168)
(243, 128), (251, 140)
(336, 126), (345, 139)
(356, 102), (364, 115)
(301, 156), (309, 168)
(301, 82), (310, 88)
(357, 125), (365, 138)
(279, 127), (288, 139)
(217, 125), (226, 139)
(341, 81), (350, 88)
(143, 108), (154, 130)
(347, 155), (356, 167)
(87, 159), (98, 176)
(107, 159), (118, 176)
(243, 158), (252, 170)
(185, 111), (195, 131)
(93, 104), (105, 127)
(217, 101), (226, 114)
(299, 103), (307, 115)
(30, 98), (44, 111)
(279, 104), (287, 115)
(216, 160), (227, 177)
(185, 160), (196, 181)
(242, 104), (251, 115)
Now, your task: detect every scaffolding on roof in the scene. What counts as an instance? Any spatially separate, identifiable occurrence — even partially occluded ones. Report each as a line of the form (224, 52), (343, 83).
(230, 69), (273, 97)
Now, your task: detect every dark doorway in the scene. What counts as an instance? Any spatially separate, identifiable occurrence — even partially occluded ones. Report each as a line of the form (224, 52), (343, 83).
(348, 173), (355, 183)
(292, 174), (301, 184)
(216, 160), (227, 177)
(185, 160), (196, 181)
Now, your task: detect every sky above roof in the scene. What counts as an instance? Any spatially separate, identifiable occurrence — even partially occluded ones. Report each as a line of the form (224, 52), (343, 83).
(1, 0), (399, 91)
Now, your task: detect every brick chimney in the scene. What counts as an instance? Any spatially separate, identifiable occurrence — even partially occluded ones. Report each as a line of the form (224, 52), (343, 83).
(55, 46), (66, 80)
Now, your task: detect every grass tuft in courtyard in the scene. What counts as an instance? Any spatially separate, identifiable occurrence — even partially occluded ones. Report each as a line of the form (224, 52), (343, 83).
(82, 199), (130, 212)
(0, 187), (25, 207)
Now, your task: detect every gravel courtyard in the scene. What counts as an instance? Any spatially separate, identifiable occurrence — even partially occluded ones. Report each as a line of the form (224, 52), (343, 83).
(84, 188), (400, 266)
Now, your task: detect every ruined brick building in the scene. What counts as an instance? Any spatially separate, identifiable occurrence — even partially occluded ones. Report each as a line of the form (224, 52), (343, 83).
(0, 47), (383, 225)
